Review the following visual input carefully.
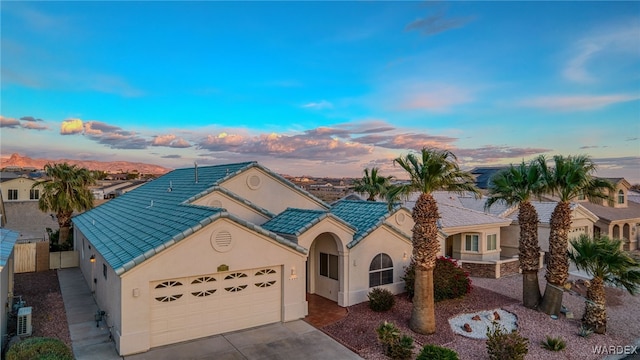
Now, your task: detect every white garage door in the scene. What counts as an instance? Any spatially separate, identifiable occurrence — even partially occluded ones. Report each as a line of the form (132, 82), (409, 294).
(150, 266), (281, 347)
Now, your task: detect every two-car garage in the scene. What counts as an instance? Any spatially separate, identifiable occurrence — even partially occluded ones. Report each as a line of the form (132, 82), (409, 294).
(149, 266), (282, 347)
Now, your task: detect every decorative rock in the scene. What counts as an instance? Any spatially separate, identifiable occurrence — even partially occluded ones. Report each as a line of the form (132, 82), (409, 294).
(493, 311), (501, 320)
(487, 313), (495, 321)
(463, 323), (472, 332)
(565, 312), (574, 319)
(472, 315), (481, 321)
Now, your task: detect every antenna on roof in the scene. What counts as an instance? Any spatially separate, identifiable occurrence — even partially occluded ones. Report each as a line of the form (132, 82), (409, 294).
(168, 180), (173, 192)
(194, 161), (199, 184)
(146, 200), (154, 208)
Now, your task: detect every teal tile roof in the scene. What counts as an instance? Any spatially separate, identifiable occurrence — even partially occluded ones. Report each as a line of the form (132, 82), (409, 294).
(73, 162), (305, 275)
(261, 208), (327, 237)
(330, 200), (398, 248)
(0, 228), (19, 269)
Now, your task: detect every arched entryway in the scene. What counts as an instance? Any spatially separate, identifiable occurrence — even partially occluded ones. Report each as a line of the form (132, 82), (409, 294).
(306, 232), (343, 302)
(623, 223), (630, 241)
(612, 224), (620, 239)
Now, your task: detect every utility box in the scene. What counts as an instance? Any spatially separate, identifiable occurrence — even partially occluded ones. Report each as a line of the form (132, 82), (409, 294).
(17, 306), (32, 336)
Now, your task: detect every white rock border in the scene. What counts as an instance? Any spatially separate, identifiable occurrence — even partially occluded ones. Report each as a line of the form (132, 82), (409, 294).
(448, 308), (518, 339)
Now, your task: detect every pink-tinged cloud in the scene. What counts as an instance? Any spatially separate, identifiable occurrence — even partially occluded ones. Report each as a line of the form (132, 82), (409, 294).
(151, 134), (192, 148)
(354, 133), (457, 150)
(401, 87), (472, 111)
(0, 116), (21, 128)
(455, 145), (551, 163)
(60, 118), (84, 134)
(519, 94), (640, 111)
(21, 122), (48, 130)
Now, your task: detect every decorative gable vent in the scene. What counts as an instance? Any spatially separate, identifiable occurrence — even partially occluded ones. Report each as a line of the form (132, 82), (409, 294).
(211, 230), (233, 252)
(247, 174), (262, 190)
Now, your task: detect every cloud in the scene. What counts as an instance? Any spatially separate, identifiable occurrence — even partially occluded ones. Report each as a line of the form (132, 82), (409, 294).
(60, 118), (84, 134)
(405, 4), (473, 36)
(151, 134), (192, 148)
(626, 137), (638, 141)
(518, 94), (640, 111)
(0, 116), (21, 128)
(21, 122), (48, 130)
(20, 116), (43, 122)
(354, 133), (457, 150)
(455, 145), (551, 163)
(304, 120), (396, 139)
(563, 22), (640, 83)
(161, 154), (182, 159)
(302, 100), (333, 110)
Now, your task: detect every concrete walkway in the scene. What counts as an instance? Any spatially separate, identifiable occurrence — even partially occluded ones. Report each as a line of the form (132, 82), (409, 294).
(58, 268), (361, 360)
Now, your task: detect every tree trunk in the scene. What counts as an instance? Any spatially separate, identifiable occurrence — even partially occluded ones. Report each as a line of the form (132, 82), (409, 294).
(409, 193), (440, 334)
(57, 211), (73, 245)
(518, 201), (541, 309)
(584, 276), (607, 334)
(541, 201), (572, 315)
(410, 268), (436, 334)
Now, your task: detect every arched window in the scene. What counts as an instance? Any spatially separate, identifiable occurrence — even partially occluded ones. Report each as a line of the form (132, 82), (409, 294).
(618, 190), (625, 204)
(369, 253), (393, 287)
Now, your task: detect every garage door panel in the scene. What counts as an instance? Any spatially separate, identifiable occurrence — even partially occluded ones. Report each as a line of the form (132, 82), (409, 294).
(150, 266), (282, 348)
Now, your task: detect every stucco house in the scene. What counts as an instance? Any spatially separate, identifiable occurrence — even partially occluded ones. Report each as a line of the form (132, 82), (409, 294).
(73, 162), (413, 356)
(0, 228), (18, 355)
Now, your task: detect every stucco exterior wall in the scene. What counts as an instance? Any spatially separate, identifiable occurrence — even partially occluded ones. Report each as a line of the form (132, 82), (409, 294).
(449, 226), (502, 261)
(115, 218), (307, 355)
(192, 191), (271, 225)
(383, 208), (414, 236)
(346, 226), (412, 305)
(0, 178), (42, 203)
(0, 256), (14, 355)
(221, 167), (326, 214)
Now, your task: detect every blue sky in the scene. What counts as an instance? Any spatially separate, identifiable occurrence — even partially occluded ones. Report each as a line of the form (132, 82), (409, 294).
(1, 1), (639, 182)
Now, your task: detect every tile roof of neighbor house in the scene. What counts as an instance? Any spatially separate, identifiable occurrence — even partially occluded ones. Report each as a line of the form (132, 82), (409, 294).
(437, 203), (512, 229)
(74, 162), (307, 276)
(470, 167), (507, 189)
(581, 201), (640, 222)
(0, 228), (19, 269)
(629, 191), (640, 204)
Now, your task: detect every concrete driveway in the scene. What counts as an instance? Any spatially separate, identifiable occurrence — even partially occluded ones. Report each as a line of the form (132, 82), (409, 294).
(59, 268), (361, 360)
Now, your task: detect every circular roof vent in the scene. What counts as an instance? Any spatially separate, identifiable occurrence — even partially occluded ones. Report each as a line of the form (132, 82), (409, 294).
(395, 212), (406, 225)
(247, 174), (262, 190)
(209, 199), (223, 208)
(211, 230), (233, 253)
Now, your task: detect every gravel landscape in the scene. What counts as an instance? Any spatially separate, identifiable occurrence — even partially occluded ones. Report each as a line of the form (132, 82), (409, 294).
(324, 272), (640, 360)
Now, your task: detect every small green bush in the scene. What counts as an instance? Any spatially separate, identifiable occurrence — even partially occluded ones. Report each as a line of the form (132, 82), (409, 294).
(540, 336), (566, 351)
(376, 321), (414, 360)
(368, 287), (395, 312)
(486, 323), (529, 360)
(417, 344), (460, 360)
(403, 257), (472, 301)
(6, 337), (73, 360)
(578, 324), (594, 338)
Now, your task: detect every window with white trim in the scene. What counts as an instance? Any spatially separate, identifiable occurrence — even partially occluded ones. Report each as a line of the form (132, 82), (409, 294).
(487, 234), (497, 251)
(319, 252), (338, 280)
(369, 253), (393, 287)
(618, 190), (625, 204)
(30, 189), (39, 200)
(465, 234), (479, 252)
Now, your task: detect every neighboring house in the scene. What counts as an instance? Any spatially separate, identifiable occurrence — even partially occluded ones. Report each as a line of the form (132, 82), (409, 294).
(0, 177), (53, 241)
(575, 178), (640, 251)
(0, 228), (19, 355)
(305, 182), (353, 202)
(73, 162), (413, 356)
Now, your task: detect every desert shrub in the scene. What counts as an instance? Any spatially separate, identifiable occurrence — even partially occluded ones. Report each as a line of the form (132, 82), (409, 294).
(403, 257), (472, 301)
(368, 287), (395, 312)
(540, 336), (566, 351)
(376, 321), (414, 360)
(6, 337), (73, 360)
(578, 324), (594, 338)
(486, 323), (529, 360)
(417, 344), (460, 360)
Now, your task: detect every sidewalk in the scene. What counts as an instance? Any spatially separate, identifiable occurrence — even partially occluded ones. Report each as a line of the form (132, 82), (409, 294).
(58, 268), (121, 360)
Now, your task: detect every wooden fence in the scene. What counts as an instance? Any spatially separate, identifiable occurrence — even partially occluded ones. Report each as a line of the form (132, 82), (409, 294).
(13, 242), (78, 273)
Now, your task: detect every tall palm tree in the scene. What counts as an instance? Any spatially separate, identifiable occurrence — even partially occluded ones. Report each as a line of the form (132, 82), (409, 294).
(568, 235), (640, 333)
(485, 160), (544, 309)
(352, 167), (393, 201)
(34, 163), (96, 245)
(387, 148), (479, 334)
(537, 155), (614, 315)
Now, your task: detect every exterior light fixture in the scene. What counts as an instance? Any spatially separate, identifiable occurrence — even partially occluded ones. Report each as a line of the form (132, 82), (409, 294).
(289, 266), (297, 280)
(90, 255), (96, 263)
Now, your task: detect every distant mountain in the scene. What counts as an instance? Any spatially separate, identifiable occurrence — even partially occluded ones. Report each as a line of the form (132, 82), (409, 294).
(0, 153), (170, 175)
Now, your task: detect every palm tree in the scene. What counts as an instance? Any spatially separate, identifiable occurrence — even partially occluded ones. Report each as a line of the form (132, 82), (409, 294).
(352, 167), (393, 201)
(386, 148), (480, 334)
(34, 163), (96, 246)
(537, 155), (614, 315)
(568, 235), (640, 333)
(485, 160), (544, 309)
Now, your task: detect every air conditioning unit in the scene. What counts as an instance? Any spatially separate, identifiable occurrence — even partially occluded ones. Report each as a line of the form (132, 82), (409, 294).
(17, 306), (32, 336)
